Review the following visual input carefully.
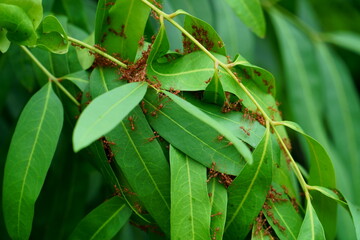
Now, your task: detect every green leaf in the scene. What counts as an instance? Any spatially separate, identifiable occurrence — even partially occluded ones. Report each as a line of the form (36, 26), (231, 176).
(2, 82), (63, 240)
(106, 106), (171, 235)
(95, 0), (150, 61)
(73, 82), (147, 152)
(263, 183), (302, 240)
(36, 15), (69, 54)
(309, 186), (347, 209)
(315, 43), (360, 203)
(279, 121), (337, 237)
(208, 178), (227, 240)
(185, 94), (265, 148)
(251, 222), (273, 240)
(60, 70), (90, 92)
(89, 67), (124, 99)
(147, 24), (215, 90)
(347, 201), (360, 239)
(164, 91), (252, 164)
(269, 9), (327, 142)
(61, 0), (89, 32)
(85, 67), (155, 223)
(225, 127), (273, 239)
(203, 70), (226, 105)
(183, 14), (226, 55)
(0, 3), (37, 45)
(297, 201), (326, 240)
(324, 31), (360, 55)
(223, 0), (266, 37)
(0, 0), (43, 29)
(170, 146), (211, 239)
(0, 28), (10, 53)
(68, 197), (132, 240)
(231, 54), (276, 96)
(144, 90), (251, 176)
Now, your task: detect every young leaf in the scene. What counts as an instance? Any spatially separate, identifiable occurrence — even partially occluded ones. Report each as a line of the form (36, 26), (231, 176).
(0, 28), (10, 53)
(208, 178), (227, 240)
(170, 146), (211, 240)
(309, 186), (347, 209)
(0, 3), (37, 44)
(183, 14), (226, 55)
(106, 106), (171, 235)
(144, 90), (251, 176)
(297, 201), (326, 240)
(2, 82), (63, 240)
(60, 70), (90, 92)
(68, 197), (132, 240)
(223, 0), (266, 37)
(36, 15), (69, 54)
(73, 82), (147, 152)
(225, 127), (273, 239)
(95, 0), (150, 61)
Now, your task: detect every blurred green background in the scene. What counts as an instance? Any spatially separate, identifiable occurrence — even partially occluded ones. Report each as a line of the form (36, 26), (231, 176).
(0, 0), (359, 239)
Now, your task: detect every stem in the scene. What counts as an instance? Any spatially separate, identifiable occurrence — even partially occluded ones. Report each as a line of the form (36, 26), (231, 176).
(273, 127), (310, 200)
(141, 0), (310, 196)
(67, 36), (128, 69)
(21, 46), (80, 107)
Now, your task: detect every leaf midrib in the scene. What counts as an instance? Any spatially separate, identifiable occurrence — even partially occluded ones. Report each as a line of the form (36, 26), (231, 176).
(17, 83), (51, 236)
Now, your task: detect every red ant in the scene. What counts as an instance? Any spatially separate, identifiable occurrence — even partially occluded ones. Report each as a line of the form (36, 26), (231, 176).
(240, 126), (250, 136)
(140, 101), (148, 114)
(147, 131), (160, 142)
(128, 116), (136, 131)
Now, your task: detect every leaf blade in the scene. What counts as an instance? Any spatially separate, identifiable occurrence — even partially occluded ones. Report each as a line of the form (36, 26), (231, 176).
(73, 82), (147, 152)
(170, 146), (211, 240)
(224, 127), (273, 239)
(2, 82), (63, 239)
(69, 197), (132, 240)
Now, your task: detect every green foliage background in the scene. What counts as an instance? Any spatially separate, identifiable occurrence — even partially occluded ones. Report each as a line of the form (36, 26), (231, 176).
(0, 0), (359, 239)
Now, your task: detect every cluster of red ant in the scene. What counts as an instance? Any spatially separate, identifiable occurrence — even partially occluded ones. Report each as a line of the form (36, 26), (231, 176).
(182, 25), (215, 54)
(207, 162), (234, 188)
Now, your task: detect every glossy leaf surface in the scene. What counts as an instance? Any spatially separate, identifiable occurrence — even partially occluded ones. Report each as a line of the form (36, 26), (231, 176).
(3, 82), (63, 240)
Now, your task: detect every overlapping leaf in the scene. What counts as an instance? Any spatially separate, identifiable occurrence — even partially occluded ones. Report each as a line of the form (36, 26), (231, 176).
(36, 15), (69, 54)
(324, 31), (360, 55)
(69, 197), (132, 240)
(73, 82), (147, 152)
(170, 146), (211, 240)
(225, 127), (273, 239)
(89, 69), (170, 234)
(2, 82), (63, 240)
(145, 89), (251, 175)
(184, 92), (265, 148)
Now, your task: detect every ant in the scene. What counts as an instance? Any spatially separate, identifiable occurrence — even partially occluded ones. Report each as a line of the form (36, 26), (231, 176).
(147, 131), (160, 142)
(128, 116), (136, 131)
